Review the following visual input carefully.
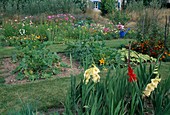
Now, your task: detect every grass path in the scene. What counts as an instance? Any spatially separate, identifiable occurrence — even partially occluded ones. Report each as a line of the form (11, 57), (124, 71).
(0, 76), (79, 114)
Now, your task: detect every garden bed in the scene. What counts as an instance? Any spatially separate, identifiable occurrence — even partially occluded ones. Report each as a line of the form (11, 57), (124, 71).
(0, 53), (83, 85)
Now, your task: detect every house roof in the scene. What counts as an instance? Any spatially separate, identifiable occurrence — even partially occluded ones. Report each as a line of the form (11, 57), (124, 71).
(90, 0), (101, 2)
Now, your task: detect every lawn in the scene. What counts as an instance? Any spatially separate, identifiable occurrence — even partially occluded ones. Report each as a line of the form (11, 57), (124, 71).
(0, 77), (73, 114)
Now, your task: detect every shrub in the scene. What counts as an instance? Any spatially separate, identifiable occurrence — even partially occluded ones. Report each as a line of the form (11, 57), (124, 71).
(101, 0), (116, 15)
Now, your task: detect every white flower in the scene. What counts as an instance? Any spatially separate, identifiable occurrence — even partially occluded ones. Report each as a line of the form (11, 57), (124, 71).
(19, 29), (26, 35)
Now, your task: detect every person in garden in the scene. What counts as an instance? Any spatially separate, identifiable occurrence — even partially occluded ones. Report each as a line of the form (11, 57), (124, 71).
(117, 22), (130, 38)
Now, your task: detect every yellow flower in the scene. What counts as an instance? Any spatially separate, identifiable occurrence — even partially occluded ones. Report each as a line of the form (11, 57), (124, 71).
(84, 69), (91, 84)
(92, 64), (100, 74)
(143, 77), (161, 97)
(92, 74), (100, 83)
(99, 58), (105, 65)
(143, 90), (151, 97)
(145, 83), (155, 91)
(36, 35), (40, 39)
(83, 64), (100, 84)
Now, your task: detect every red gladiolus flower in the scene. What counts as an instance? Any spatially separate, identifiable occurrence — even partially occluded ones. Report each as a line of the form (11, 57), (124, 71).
(128, 65), (137, 82)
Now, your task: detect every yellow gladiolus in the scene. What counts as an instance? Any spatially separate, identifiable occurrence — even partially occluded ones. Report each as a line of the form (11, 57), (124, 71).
(143, 90), (151, 97)
(92, 65), (100, 74)
(145, 83), (155, 91)
(143, 77), (161, 97)
(83, 64), (100, 84)
(92, 74), (100, 83)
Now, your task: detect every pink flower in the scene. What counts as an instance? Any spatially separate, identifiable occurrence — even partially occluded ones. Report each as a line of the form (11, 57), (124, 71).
(48, 16), (52, 19)
(117, 23), (124, 30)
(103, 28), (109, 33)
(65, 17), (69, 21)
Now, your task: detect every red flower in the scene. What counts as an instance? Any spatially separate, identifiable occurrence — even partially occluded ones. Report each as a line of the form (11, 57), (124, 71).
(128, 65), (137, 82)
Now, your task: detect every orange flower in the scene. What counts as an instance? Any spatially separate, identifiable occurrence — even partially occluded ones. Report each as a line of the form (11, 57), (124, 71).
(99, 58), (105, 65)
(168, 53), (170, 56)
(164, 51), (167, 55)
(141, 43), (144, 48)
(162, 55), (165, 59)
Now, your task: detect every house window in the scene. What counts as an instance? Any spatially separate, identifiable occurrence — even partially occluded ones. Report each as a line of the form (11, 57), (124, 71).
(94, 2), (98, 9)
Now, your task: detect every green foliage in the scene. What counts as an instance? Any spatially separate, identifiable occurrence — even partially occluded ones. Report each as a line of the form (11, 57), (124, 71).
(117, 48), (156, 65)
(0, 77), (5, 84)
(66, 38), (125, 68)
(134, 0), (164, 41)
(107, 10), (130, 24)
(65, 68), (128, 115)
(67, 38), (156, 68)
(14, 40), (62, 81)
(66, 38), (106, 66)
(152, 77), (170, 114)
(101, 0), (116, 15)
(0, 0), (79, 15)
(8, 103), (37, 115)
(73, 0), (87, 13)
(126, 0), (166, 7)
(64, 63), (170, 114)
(126, 0), (144, 12)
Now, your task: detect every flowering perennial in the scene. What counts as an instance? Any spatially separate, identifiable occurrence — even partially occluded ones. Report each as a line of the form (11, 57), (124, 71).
(143, 66), (161, 97)
(128, 65), (137, 82)
(99, 58), (105, 65)
(117, 22), (124, 30)
(83, 64), (100, 84)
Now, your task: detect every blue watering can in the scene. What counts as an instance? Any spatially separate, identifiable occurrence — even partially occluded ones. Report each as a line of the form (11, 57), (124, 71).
(119, 28), (130, 38)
